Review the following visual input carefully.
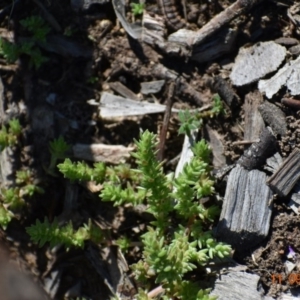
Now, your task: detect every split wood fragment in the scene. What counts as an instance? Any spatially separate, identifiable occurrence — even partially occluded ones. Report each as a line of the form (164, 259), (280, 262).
(243, 91), (264, 141)
(216, 165), (273, 251)
(108, 82), (140, 101)
(191, 28), (237, 63)
(267, 148), (300, 197)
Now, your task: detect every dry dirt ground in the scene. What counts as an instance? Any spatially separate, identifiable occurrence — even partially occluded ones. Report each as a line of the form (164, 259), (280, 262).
(0, 0), (300, 299)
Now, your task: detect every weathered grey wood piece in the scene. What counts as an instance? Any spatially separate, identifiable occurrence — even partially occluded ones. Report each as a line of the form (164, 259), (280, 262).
(203, 125), (226, 169)
(108, 82), (139, 101)
(267, 148), (300, 197)
(230, 41), (286, 86)
(216, 165), (273, 251)
(210, 271), (274, 300)
(288, 193), (300, 214)
(258, 55), (300, 99)
(243, 91), (264, 141)
(99, 92), (179, 118)
(191, 28), (237, 63)
(264, 152), (283, 173)
(141, 80), (165, 95)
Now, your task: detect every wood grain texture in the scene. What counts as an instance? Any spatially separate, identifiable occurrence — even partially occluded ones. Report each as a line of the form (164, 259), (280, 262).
(267, 148), (300, 197)
(216, 165), (273, 251)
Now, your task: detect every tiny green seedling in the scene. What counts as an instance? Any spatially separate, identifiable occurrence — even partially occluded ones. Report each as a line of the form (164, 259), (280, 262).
(0, 168), (44, 229)
(0, 15), (50, 69)
(0, 119), (21, 151)
(178, 109), (202, 136)
(211, 94), (225, 116)
(0, 38), (19, 63)
(48, 136), (71, 174)
(130, 2), (145, 16)
(20, 16), (50, 42)
(178, 93), (225, 137)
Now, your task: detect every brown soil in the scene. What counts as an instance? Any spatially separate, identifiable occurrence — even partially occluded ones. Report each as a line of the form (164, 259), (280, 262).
(0, 0), (299, 299)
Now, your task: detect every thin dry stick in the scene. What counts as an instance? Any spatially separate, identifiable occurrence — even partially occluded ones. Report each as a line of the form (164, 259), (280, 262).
(232, 140), (259, 146)
(282, 97), (300, 110)
(192, 0), (265, 46)
(157, 81), (176, 161)
(147, 285), (165, 298)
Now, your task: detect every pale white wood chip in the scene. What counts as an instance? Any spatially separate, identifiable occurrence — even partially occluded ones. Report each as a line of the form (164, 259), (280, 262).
(259, 56), (300, 98)
(140, 80), (165, 95)
(174, 130), (198, 179)
(98, 92), (179, 118)
(230, 41), (286, 86)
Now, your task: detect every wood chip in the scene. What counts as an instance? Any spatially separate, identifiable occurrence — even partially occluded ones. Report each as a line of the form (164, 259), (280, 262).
(216, 165), (273, 251)
(265, 152), (283, 173)
(210, 271), (265, 300)
(174, 130), (198, 179)
(72, 143), (134, 164)
(203, 125), (226, 169)
(230, 41), (286, 86)
(140, 80), (165, 95)
(108, 82), (139, 100)
(191, 28), (237, 64)
(267, 148), (300, 197)
(258, 55), (300, 99)
(243, 91), (264, 141)
(98, 92), (179, 118)
(288, 192), (300, 214)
